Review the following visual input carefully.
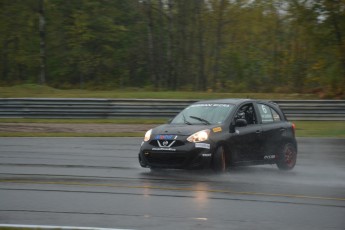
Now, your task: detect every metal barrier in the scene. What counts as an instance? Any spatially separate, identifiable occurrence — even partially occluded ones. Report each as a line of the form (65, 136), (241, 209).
(0, 98), (344, 120)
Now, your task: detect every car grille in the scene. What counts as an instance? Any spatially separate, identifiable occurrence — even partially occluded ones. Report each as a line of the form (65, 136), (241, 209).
(149, 140), (185, 148)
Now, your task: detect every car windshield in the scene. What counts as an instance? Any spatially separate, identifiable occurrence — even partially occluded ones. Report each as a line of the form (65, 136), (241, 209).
(171, 103), (234, 125)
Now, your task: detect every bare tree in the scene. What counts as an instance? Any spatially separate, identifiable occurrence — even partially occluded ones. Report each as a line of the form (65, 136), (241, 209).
(212, 0), (227, 91)
(39, 0), (46, 84)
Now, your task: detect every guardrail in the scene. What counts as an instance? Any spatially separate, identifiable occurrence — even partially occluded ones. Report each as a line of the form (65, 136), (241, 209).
(0, 98), (344, 120)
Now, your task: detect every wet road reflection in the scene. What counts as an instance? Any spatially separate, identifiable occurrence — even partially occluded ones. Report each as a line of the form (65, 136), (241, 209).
(0, 137), (344, 230)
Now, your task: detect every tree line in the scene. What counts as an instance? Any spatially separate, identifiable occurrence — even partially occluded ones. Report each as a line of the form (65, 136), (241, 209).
(0, 0), (344, 97)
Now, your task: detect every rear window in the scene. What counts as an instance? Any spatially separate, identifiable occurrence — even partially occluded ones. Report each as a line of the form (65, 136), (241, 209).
(271, 108), (281, 121)
(258, 103), (282, 123)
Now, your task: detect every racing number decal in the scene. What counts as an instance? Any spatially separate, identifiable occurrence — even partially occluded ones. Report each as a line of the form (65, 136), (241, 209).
(261, 105), (267, 113)
(259, 104), (274, 123)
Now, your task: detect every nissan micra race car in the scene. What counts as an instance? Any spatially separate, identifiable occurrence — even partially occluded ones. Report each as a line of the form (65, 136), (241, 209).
(138, 99), (297, 172)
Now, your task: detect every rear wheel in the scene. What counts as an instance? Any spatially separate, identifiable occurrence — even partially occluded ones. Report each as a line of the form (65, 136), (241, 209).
(276, 143), (297, 170)
(212, 146), (226, 173)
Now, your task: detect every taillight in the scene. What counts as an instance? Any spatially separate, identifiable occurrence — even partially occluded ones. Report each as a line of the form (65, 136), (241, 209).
(292, 123), (296, 135)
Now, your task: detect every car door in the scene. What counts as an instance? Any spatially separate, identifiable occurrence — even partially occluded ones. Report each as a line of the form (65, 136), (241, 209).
(229, 103), (263, 162)
(256, 102), (284, 161)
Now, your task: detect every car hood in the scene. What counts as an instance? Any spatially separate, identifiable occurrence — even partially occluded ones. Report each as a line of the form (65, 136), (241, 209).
(152, 124), (214, 136)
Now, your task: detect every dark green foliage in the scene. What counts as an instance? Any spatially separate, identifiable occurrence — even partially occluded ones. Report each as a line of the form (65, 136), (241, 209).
(0, 0), (344, 97)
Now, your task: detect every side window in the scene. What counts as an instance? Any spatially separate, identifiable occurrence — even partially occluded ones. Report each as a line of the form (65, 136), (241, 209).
(258, 104), (273, 123)
(235, 103), (257, 125)
(271, 108), (281, 122)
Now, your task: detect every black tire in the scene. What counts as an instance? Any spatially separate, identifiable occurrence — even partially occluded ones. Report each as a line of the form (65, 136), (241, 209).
(212, 146), (226, 173)
(138, 154), (147, 167)
(276, 143), (297, 170)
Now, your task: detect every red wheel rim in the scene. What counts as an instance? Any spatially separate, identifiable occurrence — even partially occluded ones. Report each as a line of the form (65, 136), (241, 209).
(285, 146), (296, 168)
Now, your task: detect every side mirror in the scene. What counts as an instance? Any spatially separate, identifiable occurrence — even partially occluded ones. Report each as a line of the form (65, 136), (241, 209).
(235, 119), (247, 127)
(229, 121), (235, 133)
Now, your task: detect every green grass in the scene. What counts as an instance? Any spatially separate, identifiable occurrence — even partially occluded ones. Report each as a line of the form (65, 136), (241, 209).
(294, 121), (345, 138)
(0, 118), (168, 124)
(0, 228), (35, 230)
(0, 84), (343, 137)
(0, 84), (318, 99)
(0, 119), (344, 138)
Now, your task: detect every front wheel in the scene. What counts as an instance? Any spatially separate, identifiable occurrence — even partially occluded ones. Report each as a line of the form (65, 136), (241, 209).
(138, 153), (148, 168)
(276, 143), (297, 170)
(212, 146), (226, 173)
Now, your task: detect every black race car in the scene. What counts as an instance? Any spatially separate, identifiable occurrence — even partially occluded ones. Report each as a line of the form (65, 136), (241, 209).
(138, 99), (297, 172)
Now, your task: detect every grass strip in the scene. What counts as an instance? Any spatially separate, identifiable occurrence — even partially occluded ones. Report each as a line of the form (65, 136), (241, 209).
(294, 121), (345, 138)
(0, 84), (318, 99)
(0, 121), (344, 138)
(0, 118), (168, 124)
(0, 228), (36, 230)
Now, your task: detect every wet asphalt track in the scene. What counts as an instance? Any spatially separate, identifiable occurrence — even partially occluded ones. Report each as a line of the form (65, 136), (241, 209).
(0, 137), (344, 230)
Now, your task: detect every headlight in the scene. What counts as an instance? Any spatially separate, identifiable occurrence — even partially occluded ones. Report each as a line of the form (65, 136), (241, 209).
(187, 129), (210, 142)
(144, 129), (152, 142)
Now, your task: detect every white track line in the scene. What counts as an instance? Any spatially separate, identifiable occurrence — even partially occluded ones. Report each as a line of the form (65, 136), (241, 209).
(0, 224), (134, 230)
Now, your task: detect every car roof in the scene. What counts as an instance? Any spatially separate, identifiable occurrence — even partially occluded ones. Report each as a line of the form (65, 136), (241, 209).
(194, 98), (252, 105)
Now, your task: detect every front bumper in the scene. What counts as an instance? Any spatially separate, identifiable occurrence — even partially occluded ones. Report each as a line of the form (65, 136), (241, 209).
(139, 140), (214, 169)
